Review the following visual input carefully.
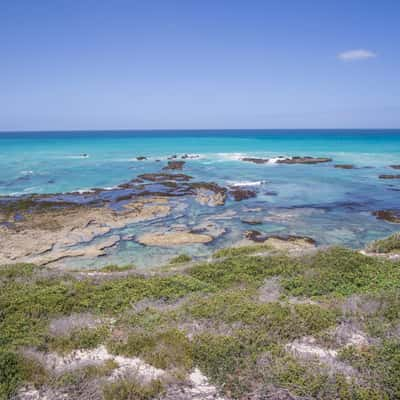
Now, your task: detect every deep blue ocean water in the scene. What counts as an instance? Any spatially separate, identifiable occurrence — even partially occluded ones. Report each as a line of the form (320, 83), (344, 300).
(1, 129), (400, 267)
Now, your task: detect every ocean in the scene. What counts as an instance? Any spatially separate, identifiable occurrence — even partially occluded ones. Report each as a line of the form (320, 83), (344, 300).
(1, 129), (400, 267)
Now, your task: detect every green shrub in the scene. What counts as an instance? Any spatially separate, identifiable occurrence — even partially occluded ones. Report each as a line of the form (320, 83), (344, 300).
(98, 264), (135, 272)
(189, 254), (301, 289)
(340, 340), (400, 399)
(192, 334), (245, 388)
(48, 326), (108, 354)
(103, 377), (164, 400)
(185, 290), (336, 341)
(110, 328), (193, 370)
(213, 244), (272, 258)
(169, 254), (191, 264)
(0, 350), (23, 399)
(368, 233), (400, 254)
(282, 247), (400, 297)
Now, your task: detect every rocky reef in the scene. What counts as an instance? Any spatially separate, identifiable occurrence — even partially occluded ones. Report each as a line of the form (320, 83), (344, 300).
(276, 156), (332, 164)
(241, 157), (269, 164)
(373, 209), (400, 223)
(334, 164), (355, 169)
(379, 174), (400, 179)
(162, 161), (185, 170)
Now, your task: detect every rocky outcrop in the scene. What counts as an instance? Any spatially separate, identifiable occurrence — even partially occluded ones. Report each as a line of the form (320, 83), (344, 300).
(229, 188), (257, 201)
(163, 161), (185, 170)
(137, 173), (193, 182)
(379, 174), (400, 179)
(277, 156), (332, 164)
(241, 157), (269, 164)
(372, 209), (400, 223)
(136, 156), (147, 161)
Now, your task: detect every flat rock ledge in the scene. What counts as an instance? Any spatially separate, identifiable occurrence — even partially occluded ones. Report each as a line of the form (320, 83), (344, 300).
(137, 231), (213, 246)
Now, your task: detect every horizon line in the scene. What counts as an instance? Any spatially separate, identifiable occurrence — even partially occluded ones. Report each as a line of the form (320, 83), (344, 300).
(1, 128), (400, 134)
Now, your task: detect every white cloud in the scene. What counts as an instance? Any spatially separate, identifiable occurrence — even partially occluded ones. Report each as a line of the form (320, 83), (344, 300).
(338, 49), (377, 61)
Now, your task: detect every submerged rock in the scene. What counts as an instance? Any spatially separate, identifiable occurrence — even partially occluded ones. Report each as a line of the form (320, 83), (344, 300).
(379, 174), (400, 179)
(190, 182), (227, 206)
(245, 230), (316, 246)
(163, 160), (185, 170)
(137, 231), (213, 246)
(390, 165), (400, 169)
(277, 156), (332, 164)
(334, 164), (355, 169)
(244, 230), (268, 242)
(137, 173), (192, 182)
(241, 218), (263, 225)
(241, 157), (269, 164)
(229, 187), (257, 201)
(372, 209), (400, 223)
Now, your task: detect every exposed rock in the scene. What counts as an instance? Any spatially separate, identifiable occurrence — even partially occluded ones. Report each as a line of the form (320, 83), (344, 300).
(168, 154), (178, 159)
(390, 165), (400, 169)
(379, 174), (400, 179)
(276, 156), (332, 164)
(0, 198), (170, 265)
(244, 230), (268, 242)
(241, 157), (269, 164)
(137, 173), (193, 182)
(181, 154), (199, 159)
(163, 161), (185, 170)
(137, 231), (213, 246)
(334, 164), (355, 169)
(27, 235), (120, 266)
(241, 218), (263, 225)
(372, 209), (400, 223)
(136, 156), (147, 160)
(190, 183), (227, 207)
(229, 187), (257, 201)
(191, 221), (226, 238)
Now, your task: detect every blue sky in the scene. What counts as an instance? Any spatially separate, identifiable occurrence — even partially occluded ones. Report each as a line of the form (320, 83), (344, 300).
(0, 0), (399, 130)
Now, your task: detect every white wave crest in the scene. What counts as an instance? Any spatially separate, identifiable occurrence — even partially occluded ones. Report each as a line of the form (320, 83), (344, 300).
(228, 180), (266, 187)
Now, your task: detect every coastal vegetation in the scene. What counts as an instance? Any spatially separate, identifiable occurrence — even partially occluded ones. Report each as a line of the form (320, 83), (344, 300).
(1, 241), (400, 399)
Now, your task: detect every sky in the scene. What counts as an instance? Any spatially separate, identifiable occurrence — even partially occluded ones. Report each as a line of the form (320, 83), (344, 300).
(0, 0), (399, 130)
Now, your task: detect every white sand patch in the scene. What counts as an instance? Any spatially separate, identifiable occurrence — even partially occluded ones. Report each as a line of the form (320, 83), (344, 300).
(181, 368), (225, 400)
(24, 345), (164, 382)
(286, 336), (355, 377)
(288, 338), (338, 360)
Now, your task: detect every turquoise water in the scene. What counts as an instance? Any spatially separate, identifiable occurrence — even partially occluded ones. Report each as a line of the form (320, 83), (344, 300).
(1, 130), (400, 267)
